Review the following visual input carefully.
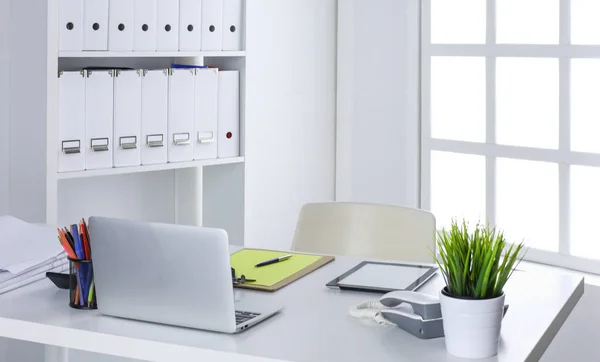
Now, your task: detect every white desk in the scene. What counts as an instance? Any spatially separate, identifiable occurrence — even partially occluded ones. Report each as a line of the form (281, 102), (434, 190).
(0, 253), (584, 362)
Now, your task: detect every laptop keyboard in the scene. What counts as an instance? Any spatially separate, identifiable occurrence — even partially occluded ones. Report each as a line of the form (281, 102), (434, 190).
(235, 310), (261, 325)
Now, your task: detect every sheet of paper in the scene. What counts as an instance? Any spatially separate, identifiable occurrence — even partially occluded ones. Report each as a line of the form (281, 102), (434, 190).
(338, 263), (430, 290)
(0, 256), (67, 285)
(0, 216), (65, 274)
(230, 249), (322, 287)
(0, 263), (69, 295)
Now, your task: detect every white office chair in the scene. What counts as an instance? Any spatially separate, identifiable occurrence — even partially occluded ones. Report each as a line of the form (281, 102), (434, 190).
(291, 202), (436, 262)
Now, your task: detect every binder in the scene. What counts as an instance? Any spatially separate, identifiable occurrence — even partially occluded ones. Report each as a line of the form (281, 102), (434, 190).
(113, 70), (142, 168)
(217, 70), (240, 158)
(201, 0), (223, 51)
(85, 70), (114, 170)
(141, 70), (169, 165)
(222, 0), (243, 51)
(194, 68), (219, 160)
(58, 71), (86, 173)
(179, 0), (202, 51)
(83, 0), (109, 51)
(134, 0), (158, 51)
(156, 0), (180, 51)
(59, 0), (84, 51)
(168, 68), (195, 163)
(108, 0), (135, 51)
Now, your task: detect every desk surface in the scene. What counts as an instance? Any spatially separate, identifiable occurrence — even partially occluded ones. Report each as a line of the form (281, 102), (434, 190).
(0, 251), (584, 362)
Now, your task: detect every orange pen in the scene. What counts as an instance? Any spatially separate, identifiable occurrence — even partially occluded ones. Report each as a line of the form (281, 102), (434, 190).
(57, 229), (77, 259)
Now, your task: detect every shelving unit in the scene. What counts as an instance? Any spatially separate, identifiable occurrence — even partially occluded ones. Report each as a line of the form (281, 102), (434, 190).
(8, 0), (247, 245)
(59, 51), (247, 58)
(56, 157), (245, 180)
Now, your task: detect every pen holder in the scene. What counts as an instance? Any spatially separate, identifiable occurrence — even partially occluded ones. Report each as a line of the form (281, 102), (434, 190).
(68, 257), (97, 310)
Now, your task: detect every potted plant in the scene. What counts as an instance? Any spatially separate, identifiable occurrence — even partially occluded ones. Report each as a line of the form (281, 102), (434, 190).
(434, 219), (525, 359)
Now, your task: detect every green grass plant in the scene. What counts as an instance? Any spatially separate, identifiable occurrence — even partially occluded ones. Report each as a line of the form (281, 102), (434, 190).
(434, 219), (526, 299)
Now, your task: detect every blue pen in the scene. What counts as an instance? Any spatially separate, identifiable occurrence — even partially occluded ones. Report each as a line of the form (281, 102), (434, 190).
(255, 254), (293, 268)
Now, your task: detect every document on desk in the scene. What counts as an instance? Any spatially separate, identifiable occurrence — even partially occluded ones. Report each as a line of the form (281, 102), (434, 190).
(0, 261), (68, 295)
(0, 216), (66, 274)
(230, 249), (335, 292)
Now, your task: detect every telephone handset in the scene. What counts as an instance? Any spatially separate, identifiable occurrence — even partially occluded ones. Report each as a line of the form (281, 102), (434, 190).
(350, 291), (509, 340)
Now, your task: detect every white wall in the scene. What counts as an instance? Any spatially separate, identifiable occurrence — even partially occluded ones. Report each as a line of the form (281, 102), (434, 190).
(244, 0), (337, 250)
(336, 0), (420, 208)
(0, 0), (9, 216)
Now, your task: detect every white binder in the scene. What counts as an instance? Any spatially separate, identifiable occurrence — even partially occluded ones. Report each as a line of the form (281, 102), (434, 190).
(217, 70), (240, 158)
(134, 0), (157, 51)
(156, 0), (180, 51)
(59, 0), (83, 51)
(168, 68), (195, 163)
(83, 0), (109, 51)
(194, 68), (219, 160)
(85, 70), (114, 170)
(179, 0), (202, 51)
(222, 0), (243, 51)
(108, 0), (135, 51)
(58, 71), (86, 172)
(201, 0), (223, 51)
(141, 69), (169, 165)
(113, 70), (142, 168)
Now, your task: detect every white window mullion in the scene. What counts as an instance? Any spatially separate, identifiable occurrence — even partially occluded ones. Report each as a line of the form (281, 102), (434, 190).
(486, 58), (496, 227)
(487, 0), (496, 45)
(429, 44), (600, 58)
(559, 0), (571, 255)
(560, 0), (571, 45)
(486, 0), (496, 227)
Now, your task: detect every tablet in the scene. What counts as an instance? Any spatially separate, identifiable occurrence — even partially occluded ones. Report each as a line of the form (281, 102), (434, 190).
(326, 261), (437, 293)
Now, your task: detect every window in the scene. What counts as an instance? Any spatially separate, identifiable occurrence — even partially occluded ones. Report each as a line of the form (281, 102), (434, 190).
(421, 0), (600, 273)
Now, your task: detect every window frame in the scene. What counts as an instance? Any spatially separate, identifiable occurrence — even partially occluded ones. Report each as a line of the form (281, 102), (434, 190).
(420, 0), (600, 274)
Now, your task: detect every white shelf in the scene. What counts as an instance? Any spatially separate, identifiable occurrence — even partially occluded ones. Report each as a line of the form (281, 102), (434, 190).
(56, 157), (244, 180)
(59, 51), (246, 58)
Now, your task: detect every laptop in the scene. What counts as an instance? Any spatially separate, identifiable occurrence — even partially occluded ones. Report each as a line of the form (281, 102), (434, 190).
(88, 216), (282, 333)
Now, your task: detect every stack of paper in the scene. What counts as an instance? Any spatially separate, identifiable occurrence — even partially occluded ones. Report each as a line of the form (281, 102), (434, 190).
(0, 216), (68, 295)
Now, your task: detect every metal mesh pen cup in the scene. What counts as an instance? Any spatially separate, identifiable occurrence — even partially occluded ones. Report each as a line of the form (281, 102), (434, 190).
(68, 257), (97, 310)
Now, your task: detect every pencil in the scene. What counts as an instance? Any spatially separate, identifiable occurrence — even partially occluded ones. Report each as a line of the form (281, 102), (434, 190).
(56, 232), (76, 259)
(74, 284), (79, 305)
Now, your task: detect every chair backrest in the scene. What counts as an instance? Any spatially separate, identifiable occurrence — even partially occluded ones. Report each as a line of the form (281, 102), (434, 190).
(291, 202), (436, 262)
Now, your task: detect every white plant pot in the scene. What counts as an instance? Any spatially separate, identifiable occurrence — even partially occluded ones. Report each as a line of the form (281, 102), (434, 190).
(439, 288), (505, 359)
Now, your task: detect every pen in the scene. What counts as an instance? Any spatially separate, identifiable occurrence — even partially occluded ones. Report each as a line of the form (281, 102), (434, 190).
(255, 254), (293, 267)
(88, 281), (95, 307)
(81, 219), (91, 259)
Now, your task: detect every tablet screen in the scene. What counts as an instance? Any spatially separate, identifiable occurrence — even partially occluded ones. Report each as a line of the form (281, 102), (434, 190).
(327, 261), (437, 293)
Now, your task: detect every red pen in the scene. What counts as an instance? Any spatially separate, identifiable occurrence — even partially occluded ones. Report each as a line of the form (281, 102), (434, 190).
(81, 219), (91, 259)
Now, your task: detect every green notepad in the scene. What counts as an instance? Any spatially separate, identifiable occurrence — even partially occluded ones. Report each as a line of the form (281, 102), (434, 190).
(230, 249), (333, 290)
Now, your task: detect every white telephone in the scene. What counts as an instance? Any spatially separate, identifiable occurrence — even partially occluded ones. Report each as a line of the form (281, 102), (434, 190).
(350, 291), (509, 339)
(350, 291), (444, 339)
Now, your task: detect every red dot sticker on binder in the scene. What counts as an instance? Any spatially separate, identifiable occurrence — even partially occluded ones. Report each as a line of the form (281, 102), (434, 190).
(226, 132), (233, 139)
